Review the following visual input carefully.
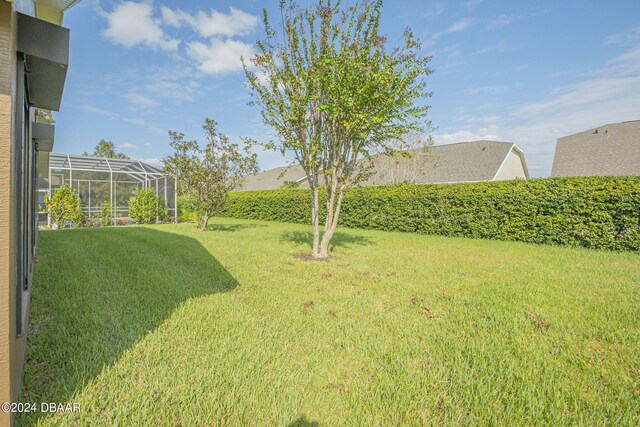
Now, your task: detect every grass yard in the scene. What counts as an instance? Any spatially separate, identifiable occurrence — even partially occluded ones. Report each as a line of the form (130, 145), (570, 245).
(20, 218), (640, 426)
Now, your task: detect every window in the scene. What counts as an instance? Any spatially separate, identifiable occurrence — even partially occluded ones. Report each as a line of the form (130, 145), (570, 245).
(15, 53), (34, 335)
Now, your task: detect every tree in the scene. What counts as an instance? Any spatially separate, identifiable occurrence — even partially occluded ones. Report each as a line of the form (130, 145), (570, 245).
(44, 184), (83, 229)
(163, 119), (259, 229)
(244, 0), (433, 258)
(83, 139), (130, 159)
(35, 109), (55, 124)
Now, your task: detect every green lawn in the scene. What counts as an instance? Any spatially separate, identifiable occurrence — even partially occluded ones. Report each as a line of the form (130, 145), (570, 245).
(20, 218), (640, 426)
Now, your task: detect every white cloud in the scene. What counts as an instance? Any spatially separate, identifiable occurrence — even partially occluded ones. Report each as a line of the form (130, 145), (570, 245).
(487, 14), (514, 29)
(124, 117), (167, 135)
(452, 114), (502, 125)
(139, 158), (164, 167)
(467, 85), (507, 95)
(512, 78), (639, 119)
(100, 1), (179, 52)
(123, 92), (159, 108)
(604, 26), (640, 46)
(160, 6), (258, 38)
(434, 126), (501, 145)
(443, 18), (474, 35)
(101, 3), (259, 79)
(193, 7), (258, 38)
(107, 62), (203, 112)
(187, 39), (255, 75)
(473, 41), (518, 56)
(119, 143), (137, 149)
(159, 6), (191, 27)
(440, 44), (640, 177)
(423, 2), (445, 18)
(425, 18), (475, 45)
(462, 0), (482, 8)
(81, 105), (119, 118)
(607, 46), (640, 72)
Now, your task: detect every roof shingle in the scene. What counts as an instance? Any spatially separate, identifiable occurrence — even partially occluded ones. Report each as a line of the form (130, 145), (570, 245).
(551, 120), (640, 177)
(240, 140), (525, 191)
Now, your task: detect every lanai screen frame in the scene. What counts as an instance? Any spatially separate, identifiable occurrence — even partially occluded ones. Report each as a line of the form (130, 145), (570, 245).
(39, 153), (177, 224)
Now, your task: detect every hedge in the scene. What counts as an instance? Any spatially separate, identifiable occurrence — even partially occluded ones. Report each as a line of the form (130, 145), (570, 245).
(220, 176), (640, 251)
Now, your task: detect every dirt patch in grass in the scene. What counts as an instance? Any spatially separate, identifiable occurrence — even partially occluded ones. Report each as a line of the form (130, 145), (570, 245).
(411, 297), (435, 318)
(301, 300), (315, 312)
(362, 271), (382, 279)
(294, 253), (331, 262)
(525, 310), (551, 330)
(323, 382), (349, 395)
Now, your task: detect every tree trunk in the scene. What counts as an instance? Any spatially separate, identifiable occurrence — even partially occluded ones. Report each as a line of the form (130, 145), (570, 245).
(318, 184), (344, 258)
(199, 213), (210, 230)
(311, 186), (321, 257)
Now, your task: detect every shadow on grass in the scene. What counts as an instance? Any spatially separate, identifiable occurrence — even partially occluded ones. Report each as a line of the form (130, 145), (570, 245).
(206, 222), (266, 232)
(287, 415), (320, 427)
(281, 230), (374, 251)
(19, 227), (236, 426)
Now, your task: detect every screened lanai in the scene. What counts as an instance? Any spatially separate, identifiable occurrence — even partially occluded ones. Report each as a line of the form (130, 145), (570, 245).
(38, 153), (177, 225)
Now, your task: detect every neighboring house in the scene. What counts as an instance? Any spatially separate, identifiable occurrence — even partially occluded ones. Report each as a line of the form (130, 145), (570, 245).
(1, 1), (79, 424)
(240, 163), (309, 191)
(240, 140), (529, 191)
(551, 120), (640, 177)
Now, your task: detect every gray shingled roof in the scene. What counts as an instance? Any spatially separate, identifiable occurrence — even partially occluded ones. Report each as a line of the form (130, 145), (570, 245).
(364, 140), (518, 185)
(240, 140), (523, 191)
(241, 164), (308, 191)
(551, 120), (640, 177)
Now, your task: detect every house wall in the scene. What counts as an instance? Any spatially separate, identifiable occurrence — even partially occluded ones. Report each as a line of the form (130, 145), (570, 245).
(0, 3), (24, 426)
(1, 1), (66, 424)
(494, 149), (527, 181)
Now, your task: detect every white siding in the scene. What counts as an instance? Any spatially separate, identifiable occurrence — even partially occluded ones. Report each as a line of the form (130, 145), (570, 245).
(494, 149), (527, 180)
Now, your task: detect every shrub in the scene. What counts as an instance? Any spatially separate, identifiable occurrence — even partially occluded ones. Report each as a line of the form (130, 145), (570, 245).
(128, 188), (167, 224)
(281, 180), (300, 189)
(43, 184), (83, 229)
(157, 197), (169, 223)
(100, 201), (112, 227)
(220, 176), (640, 251)
(177, 195), (199, 223)
(80, 215), (90, 228)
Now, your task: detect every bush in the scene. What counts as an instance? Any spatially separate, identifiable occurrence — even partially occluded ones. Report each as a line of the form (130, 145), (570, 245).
(281, 180), (300, 189)
(100, 201), (112, 227)
(177, 195), (199, 223)
(128, 189), (167, 224)
(157, 197), (169, 223)
(220, 176), (640, 251)
(80, 215), (91, 228)
(43, 184), (83, 229)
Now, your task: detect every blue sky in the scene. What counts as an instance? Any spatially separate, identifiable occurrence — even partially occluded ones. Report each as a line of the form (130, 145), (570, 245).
(55, 0), (640, 177)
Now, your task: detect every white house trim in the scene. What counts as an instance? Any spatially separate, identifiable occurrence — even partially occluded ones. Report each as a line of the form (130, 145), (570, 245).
(491, 144), (515, 181)
(491, 143), (530, 181)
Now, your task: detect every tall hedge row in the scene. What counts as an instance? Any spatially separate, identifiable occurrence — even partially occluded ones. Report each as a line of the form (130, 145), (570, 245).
(221, 176), (640, 250)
